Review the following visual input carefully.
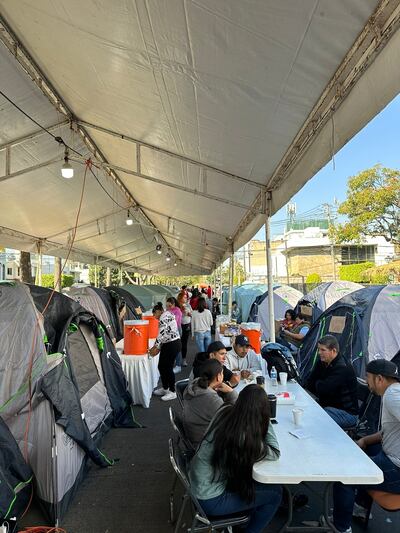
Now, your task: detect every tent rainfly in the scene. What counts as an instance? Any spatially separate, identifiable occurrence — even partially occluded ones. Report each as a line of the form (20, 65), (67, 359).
(0, 282), (139, 524)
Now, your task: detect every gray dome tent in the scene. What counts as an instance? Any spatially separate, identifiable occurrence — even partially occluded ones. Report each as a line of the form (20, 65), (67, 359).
(298, 285), (400, 383)
(295, 281), (363, 323)
(0, 282), (139, 524)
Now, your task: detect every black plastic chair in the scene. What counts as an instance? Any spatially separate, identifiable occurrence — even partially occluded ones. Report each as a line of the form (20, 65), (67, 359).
(169, 407), (195, 524)
(175, 378), (189, 410)
(168, 438), (250, 532)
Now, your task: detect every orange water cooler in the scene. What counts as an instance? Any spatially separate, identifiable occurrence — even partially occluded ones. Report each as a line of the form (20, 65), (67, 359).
(240, 322), (261, 354)
(124, 320), (149, 355)
(143, 314), (159, 347)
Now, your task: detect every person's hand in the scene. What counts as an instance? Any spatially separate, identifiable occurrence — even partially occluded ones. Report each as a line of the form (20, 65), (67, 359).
(229, 373), (241, 386)
(356, 437), (367, 450)
(148, 346), (159, 357)
(215, 382), (234, 394)
(241, 369), (251, 379)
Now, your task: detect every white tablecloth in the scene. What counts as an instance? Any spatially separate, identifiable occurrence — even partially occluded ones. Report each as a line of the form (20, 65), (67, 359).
(116, 340), (160, 408)
(215, 327), (233, 348)
(249, 378), (383, 485)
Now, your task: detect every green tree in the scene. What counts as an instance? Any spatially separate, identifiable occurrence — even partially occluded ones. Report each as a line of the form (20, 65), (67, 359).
(41, 274), (74, 288)
(305, 273), (322, 291)
(88, 266), (137, 287)
(330, 165), (400, 245)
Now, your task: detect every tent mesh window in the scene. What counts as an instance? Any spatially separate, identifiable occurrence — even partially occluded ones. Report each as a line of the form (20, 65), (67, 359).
(68, 326), (100, 398)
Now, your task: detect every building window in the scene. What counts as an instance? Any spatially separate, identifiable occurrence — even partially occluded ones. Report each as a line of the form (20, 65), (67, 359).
(340, 245), (375, 265)
(7, 267), (13, 276)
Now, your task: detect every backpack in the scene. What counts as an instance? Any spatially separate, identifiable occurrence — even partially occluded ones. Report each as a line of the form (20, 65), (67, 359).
(261, 342), (299, 382)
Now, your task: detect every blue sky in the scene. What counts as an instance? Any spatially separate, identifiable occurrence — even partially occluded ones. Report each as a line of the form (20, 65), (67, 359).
(253, 93), (400, 239)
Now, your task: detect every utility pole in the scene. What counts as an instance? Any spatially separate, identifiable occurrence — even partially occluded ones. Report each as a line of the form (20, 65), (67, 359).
(323, 202), (337, 281)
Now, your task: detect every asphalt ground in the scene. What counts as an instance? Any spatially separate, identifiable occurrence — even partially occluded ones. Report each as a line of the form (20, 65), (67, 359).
(19, 339), (399, 533)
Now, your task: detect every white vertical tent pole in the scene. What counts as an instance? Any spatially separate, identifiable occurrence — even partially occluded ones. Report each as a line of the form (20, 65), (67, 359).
(228, 246), (234, 318)
(213, 268), (216, 296)
(106, 266), (111, 286)
(36, 240), (42, 286)
(265, 193), (275, 342)
(219, 264), (223, 299)
(54, 256), (62, 292)
(119, 265), (123, 286)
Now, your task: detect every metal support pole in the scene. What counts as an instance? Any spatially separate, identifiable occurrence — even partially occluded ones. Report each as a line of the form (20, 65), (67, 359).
(106, 266), (111, 286)
(284, 236), (290, 285)
(213, 269), (216, 297)
(36, 241), (42, 286)
(54, 257), (62, 292)
(228, 247), (234, 319)
(265, 194), (275, 342)
(119, 265), (123, 286)
(94, 262), (98, 288)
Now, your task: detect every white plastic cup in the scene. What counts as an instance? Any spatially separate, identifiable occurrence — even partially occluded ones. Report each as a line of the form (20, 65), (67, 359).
(292, 408), (304, 426)
(279, 372), (288, 387)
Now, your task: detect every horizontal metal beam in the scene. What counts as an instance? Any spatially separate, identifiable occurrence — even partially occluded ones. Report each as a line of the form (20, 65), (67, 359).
(0, 120), (69, 151)
(137, 204), (229, 240)
(70, 156), (252, 211)
(0, 157), (61, 183)
(77, 119), (266, 189)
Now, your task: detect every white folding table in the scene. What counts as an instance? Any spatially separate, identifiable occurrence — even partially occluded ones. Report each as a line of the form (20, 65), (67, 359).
(116, 340), (160, 408)
(239, 378), (383, 532)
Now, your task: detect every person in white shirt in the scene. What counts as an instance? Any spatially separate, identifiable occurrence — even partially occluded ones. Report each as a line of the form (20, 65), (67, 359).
(191, 298), (213, 352)
(224, 334), (262, 378)
(333, 359), (400, 533)
(149, 303), (181, 401)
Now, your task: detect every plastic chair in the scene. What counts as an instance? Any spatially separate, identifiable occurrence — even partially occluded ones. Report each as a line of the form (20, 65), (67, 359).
(175, 378), (189, 410)
(169, 407), (195, 524)
(168, 438), (250, 532)
(361, 490), (400, 529)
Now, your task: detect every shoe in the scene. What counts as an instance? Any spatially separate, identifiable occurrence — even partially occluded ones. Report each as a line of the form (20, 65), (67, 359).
(182, 360), (188, 367)
(161, 391), (177, 401)
(319, 515), (351, 533)
(352, 502), (369, 520)
(173, 366), (182, 374)
(153, 387), (168, 396)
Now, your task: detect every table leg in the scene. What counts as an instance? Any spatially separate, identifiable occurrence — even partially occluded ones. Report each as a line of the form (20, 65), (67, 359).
(278, 483), (339, 533)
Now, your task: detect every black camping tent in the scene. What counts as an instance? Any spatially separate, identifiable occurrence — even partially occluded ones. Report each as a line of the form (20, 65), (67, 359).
(298, 285), (400, 384)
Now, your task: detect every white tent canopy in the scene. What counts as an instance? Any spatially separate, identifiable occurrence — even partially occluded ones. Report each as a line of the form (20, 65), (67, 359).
(0, 1), (399, 274)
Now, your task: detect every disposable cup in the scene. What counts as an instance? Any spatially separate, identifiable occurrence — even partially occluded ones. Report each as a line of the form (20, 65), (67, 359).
(279, 372), (288, 386)
(292, 408), (304, 426)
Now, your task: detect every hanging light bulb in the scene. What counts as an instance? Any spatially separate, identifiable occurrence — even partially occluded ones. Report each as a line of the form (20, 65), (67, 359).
(156, 244), (162, 255)
(61, 148), (74, 178)
(166, 253), (171, 262)
(173, 261), (177, 267)
(126, 210), (133, 226)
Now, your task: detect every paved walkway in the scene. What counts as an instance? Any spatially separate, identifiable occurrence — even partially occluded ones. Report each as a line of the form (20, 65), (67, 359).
(20, 340), (398, 532)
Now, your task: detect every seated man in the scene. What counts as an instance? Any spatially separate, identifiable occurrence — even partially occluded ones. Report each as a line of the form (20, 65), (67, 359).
(224, 334), (262, 378)
(231, 300), (241, 323)
(305, 335), (358, 429)
(333, 359), (400, 533)
(192, 341), (240, 387)
(279, 312), (310, 353)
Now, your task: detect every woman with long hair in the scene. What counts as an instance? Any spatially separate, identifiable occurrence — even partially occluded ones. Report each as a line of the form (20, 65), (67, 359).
(177, 291), (192, 367)
(191, 297), (213, 352)
(149, 302), (182, 401)
(189, 385), (282, 532)
(183, 359), (237, 447)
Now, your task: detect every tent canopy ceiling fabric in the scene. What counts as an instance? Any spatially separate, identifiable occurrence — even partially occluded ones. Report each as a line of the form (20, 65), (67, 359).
(0, 1), (399, 274)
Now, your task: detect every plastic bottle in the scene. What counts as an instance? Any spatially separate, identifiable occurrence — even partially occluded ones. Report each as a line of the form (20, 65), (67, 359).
(270, 366), (278, 387)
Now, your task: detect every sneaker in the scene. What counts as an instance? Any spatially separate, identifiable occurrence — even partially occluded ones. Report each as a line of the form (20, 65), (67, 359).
(161, 391), (177, 401)
(173, 366), (182, 374)
(318, 515), (351, 533)
(153, 387), (168, 396)
(182, 360), (188, 367)
(352, 502), (369, 519)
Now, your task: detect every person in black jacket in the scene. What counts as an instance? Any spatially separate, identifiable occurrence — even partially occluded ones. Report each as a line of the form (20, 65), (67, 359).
(306, 335), (358, 429)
